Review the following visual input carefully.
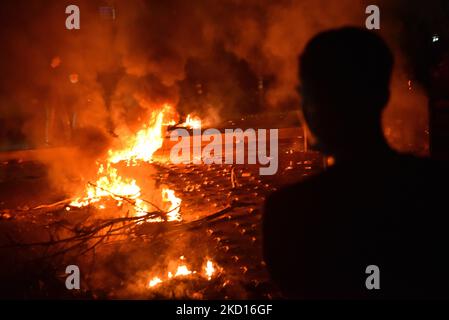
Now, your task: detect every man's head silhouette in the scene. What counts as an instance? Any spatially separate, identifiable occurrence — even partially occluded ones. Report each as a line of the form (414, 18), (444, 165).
(299, 27), (394, 160)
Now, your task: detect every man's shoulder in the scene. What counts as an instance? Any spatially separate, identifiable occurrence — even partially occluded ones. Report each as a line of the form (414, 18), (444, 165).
(266, 168), (340, 206)
(391, 154), (449, 182)
(264, 173), (334, 219)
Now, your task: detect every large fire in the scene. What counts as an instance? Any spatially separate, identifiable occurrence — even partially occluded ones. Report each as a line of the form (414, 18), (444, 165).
(69, 103), (195, 220)
(69, 163), (141, 208)
(108, 104), (168, 165)
(64, 104), (224, 294)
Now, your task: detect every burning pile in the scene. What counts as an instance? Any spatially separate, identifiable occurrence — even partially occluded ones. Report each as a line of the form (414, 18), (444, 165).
(61, 103), (226, 293)
(148, 257), (219, 288)
(69, 103), (197, 222)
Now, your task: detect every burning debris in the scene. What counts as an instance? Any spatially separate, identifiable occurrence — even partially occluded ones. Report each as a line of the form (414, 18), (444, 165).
(69, 104), (194, 219)
(0, 0), (437, 301)
(0, 110), (323, 298)
(148, 257), (220, 288)
(1, 102), (237, 298)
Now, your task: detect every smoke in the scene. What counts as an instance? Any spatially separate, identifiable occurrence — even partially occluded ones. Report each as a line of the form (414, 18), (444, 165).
(0, 1), (437, 295)
(0, 0), (436, 186)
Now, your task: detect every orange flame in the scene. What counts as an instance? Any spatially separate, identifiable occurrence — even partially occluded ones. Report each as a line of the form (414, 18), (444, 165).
(108, 104), (170, 165)
(69, 103), (183, 221)
(162, 188), (182, 221)
(204, 260), (215, 280)
(148, 277), (162, 287)
(174, 265), (193, 277)
(147, 258), (219, 289)
(70, 163), (141, 208)
(181, 114), (202, 129)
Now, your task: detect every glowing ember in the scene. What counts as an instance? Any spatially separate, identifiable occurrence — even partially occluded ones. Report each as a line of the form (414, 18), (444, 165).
(69, 73), (79, 84)
(50, 56), (61, 68)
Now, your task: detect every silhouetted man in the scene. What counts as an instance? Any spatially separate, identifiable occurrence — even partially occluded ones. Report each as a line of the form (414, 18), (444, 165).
(263, 27), (449, 299)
